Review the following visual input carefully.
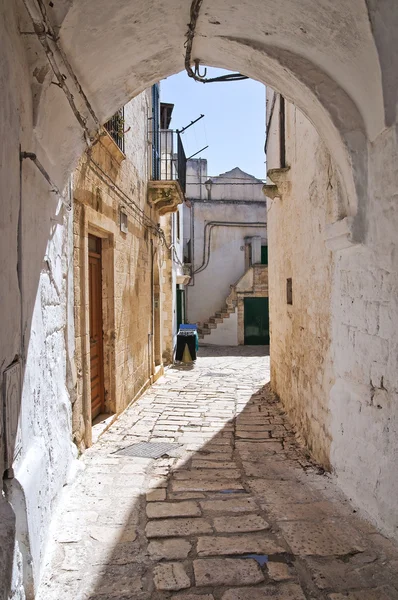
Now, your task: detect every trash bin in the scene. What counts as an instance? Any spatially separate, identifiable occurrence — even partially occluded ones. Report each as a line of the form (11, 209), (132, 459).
(175, 324), (198, 363)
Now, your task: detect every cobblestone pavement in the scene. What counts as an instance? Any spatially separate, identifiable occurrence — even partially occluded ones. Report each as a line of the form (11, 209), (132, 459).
(37, 346), (398, 600)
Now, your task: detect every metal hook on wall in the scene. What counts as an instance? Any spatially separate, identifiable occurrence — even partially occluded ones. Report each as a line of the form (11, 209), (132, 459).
(194, 59), (207, 79)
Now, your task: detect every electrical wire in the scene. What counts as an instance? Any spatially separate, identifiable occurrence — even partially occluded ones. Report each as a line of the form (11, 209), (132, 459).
(85, 154), (166, 241)
(22, 0), (100, 144)
(194, 221), (267, 274)
(20, 151), (72, 210)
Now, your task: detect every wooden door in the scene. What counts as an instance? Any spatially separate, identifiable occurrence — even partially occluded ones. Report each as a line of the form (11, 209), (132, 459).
(244, 297), (270, 345)
(88, 235), (105, 419)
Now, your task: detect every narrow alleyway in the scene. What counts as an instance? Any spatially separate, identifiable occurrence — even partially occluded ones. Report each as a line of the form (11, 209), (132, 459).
(37, 347), (398, 600)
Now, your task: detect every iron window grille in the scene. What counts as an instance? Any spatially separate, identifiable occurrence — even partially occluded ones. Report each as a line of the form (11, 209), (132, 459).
(104, 107), (125, 153)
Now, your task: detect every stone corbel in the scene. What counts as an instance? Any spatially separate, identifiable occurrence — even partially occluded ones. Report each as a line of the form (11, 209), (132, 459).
(147, 180), (184, 215)
(263, 167), (291, 199)
(262, 184), (279, 199)
(176, 275), (191, 285)
(324, 216), (358, 251)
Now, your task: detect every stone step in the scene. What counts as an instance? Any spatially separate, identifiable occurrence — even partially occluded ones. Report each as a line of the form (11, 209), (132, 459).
(198, 329), (210, 336)
(208, 317), (223, 324)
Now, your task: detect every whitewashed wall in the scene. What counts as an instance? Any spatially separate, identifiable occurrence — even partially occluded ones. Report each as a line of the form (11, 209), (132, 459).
(0, 6), (76, 598)
(203, 309), (239, 346)
(266, 89), (398, 542)
(186, 162), (267, 326)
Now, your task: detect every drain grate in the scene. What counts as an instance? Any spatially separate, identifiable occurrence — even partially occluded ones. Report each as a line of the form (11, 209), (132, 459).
(113, 441), (180, 459)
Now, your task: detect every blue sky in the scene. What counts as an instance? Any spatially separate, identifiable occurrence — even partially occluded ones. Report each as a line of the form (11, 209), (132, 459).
(160, 68), (266, 180)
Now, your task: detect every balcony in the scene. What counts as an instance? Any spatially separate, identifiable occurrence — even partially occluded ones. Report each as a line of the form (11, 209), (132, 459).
(148, 130), (186, 216)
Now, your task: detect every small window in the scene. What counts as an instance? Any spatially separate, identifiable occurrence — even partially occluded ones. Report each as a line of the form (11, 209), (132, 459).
(88, 234), (101, 254)
(120, 209), (128, 234)
(287, 278), (293, 305)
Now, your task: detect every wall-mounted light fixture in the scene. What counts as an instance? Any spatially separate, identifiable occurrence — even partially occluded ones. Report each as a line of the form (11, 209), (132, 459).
(204, 179), (212, 201)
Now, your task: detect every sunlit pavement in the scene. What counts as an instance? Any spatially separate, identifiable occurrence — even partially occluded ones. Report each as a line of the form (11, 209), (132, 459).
(37, 346), (398, 600)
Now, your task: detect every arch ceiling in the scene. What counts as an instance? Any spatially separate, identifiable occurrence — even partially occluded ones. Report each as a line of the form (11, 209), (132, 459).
(22, 0), (393, 226)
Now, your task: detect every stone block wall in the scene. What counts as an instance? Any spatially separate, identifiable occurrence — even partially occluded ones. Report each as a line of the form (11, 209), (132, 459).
(266, 92), (398, 541)
(267, 99), (335, 468)
(72, 91), (166, 450)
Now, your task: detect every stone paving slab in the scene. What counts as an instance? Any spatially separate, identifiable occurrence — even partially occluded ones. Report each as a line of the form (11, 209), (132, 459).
(146, 500), (201, 519)
(196, 534), (287, 557)
(193, 557), (264, 586)
(213, 514), (270, 533)
(36, 346), (398, 600)
(221, 583), (307, 599)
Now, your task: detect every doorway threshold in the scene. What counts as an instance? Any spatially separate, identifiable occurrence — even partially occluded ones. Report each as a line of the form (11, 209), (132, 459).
(92, 413), (117, 444)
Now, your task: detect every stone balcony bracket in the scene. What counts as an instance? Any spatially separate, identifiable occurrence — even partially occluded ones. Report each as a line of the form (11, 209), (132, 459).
(262, 184), (279, 200)
(99, 128), (126, 164)
(176, 274), (191, 285)
(263, 166), (291, 199)
(147, 180), (184, 216)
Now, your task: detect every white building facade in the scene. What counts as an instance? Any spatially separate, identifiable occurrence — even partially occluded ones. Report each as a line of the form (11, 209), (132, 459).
(185, 160), (268, 346)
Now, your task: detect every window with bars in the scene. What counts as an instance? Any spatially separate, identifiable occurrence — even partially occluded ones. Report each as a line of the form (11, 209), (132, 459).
(104, 107), (125, 153)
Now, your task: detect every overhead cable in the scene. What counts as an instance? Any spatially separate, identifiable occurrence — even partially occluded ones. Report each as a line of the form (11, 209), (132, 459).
(86, 155), (165, 241)
(194, 221), (267, 274)
(184, 0), (248, 84)
(20, 151), (71, 210)
(22, 0), (100, 144)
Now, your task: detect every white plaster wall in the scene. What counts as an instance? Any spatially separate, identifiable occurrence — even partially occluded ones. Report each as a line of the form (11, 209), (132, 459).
(329, 125), (398, 541)
(186, 159), (207, 201)
(266, 88), (398, 541)
(186, 164), (266, 325)
(204, 309), (238, 346)
(0, 4), (76, 597)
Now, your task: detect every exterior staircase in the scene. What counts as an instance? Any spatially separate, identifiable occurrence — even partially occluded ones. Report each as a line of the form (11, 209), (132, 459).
(197, 287), (237, 341)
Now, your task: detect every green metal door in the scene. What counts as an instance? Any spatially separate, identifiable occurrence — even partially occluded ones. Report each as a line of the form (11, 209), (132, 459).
(244, 297), (269, 345)
(176, 287), (185, 331)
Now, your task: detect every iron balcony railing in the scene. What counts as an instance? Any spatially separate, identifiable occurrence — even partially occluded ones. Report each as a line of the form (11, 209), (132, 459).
(104, 107), (125, 153)
(152, 130), (187, 193)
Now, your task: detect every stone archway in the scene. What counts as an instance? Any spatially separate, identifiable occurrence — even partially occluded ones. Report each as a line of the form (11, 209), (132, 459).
(22, 0), (390, 233)
(2, 2), (398, 595)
